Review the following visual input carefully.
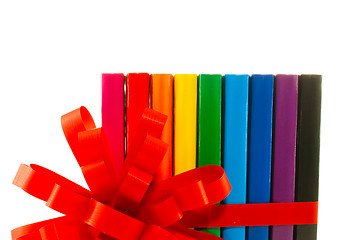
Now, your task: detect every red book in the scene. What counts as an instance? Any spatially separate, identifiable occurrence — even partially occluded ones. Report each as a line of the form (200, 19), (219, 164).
(126, 73), (150, 153)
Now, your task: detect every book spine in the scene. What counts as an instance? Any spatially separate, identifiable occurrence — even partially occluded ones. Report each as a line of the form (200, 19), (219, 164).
(126, 73), (150, 153)
(174, 74), (197, 175)
(271, 75), (299, 240)
(294, 75), (322, 240)
(197, 74), (222, 236)
(222, 74), (249, 240)
(151, 74), (173, 183)
(247, 74), (274, 240)
(102, 73), (125, 176)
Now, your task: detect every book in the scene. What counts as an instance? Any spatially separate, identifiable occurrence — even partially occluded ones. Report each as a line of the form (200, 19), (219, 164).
(126, 73), (149, 153)
(271, 75), (299, 240)
(294, 75), (322, 240)
(174, 74), (197, 176)
(197, 74), (222, 236)
(222, 74), (249, 240)
(247, 74), (274, 240)
(102, 73), (125, 176)
(151, 74), (173, 183)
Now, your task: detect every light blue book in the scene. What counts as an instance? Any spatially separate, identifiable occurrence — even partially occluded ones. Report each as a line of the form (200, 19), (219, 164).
(222, 74), (249, 240)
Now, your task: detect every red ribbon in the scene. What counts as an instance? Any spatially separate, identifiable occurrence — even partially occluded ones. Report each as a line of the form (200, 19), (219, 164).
(11, 107), (318, 240)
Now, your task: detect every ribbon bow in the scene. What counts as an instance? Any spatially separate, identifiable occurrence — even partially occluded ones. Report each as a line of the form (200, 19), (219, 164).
(11, 107), (318, 240)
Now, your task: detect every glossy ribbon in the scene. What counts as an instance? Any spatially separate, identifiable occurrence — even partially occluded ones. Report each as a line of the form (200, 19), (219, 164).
(12, 107), (318, 240)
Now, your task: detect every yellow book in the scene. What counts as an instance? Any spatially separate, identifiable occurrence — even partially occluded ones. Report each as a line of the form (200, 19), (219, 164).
(174, 74), (197, 175)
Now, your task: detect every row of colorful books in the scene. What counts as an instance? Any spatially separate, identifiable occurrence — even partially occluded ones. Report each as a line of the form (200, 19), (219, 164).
(101, 73), (321, 240)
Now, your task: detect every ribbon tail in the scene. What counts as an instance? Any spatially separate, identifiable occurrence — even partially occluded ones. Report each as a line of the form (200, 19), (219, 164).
(180, 202), (318, 228)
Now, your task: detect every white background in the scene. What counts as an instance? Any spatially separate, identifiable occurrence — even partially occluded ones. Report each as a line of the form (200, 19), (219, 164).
(0, 0), (345, 239)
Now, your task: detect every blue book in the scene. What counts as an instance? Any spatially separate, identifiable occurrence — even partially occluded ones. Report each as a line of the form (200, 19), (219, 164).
(246, 75), (274, 240)
(222, 75), (249, 240)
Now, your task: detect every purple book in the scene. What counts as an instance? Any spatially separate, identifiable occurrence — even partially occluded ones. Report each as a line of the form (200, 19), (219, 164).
(271, 75), (298, 240)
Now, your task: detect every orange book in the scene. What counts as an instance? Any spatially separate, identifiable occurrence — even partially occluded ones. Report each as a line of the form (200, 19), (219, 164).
(150, 74), (173, 183)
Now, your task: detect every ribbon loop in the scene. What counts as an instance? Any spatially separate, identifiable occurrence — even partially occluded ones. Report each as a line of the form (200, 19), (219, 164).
(148, 165), (231, 206)
(39, 223), (82, 240)
(115, 166), (153, 214)
(112, 113), (168, 213)
(115, 134), (168, 210)
(132, 134), (168, 175)
(81, 159), (115, 203)
(46, 184), (90, 219)
(13, 164), (91, 202)
(173, 180), (209, 211)
(138, 195), (183, 227)
(62, 107), (117, 202)
(61, 107), (96, 158)
(118, 109), (167, 182)
(83, 199), (146, 240)
(139, 165), (231, 227)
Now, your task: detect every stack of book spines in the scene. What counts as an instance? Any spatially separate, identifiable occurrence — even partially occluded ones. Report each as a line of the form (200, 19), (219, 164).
(101, 73), (321, 240)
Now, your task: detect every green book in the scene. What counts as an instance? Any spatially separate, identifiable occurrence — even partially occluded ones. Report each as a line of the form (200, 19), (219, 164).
(197, 74), (222, 236)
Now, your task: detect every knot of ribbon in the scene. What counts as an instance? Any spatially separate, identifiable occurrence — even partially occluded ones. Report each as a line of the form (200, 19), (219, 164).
(11, 107), (318, 240)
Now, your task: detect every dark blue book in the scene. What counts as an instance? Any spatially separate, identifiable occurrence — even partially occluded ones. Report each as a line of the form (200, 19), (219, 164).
(246, 75), (274, 240)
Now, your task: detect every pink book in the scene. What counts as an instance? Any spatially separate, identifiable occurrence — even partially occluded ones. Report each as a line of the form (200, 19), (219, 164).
(102, 73), (125, 175)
